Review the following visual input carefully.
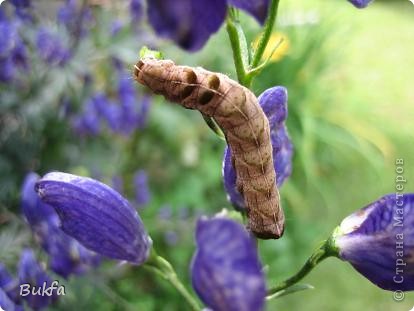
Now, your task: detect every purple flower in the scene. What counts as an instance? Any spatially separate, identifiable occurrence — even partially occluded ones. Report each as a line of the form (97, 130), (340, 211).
(21, 172), (100, 278)
(133, 170), (151, 207)
(36, 28), (70, 66)
(18, 248), (56, 310)
(348, 0), (374, 8)
(191, 217), (266, 311)
(130, 0), (143, 22)
(0, 21), (18, 57)
(10, 0), (31, 8)
(223, 86), (293, 211)
(148, 0), (269, 51)
(0, 288), (19, 311)
(334, 194), (414, 291)
(57, 0), (93, 37)
(72, 96), (102, 136)
(0, 57), (15, 83)
(0, 264), (20, 304)
(35, 172), (152, 264)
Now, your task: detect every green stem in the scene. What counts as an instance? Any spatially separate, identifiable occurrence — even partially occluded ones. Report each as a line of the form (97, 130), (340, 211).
(226, 8), (250, 85)
(251, 0), (280, 68)
(145, 249), (202, 311)
(267, 238), (338, 298)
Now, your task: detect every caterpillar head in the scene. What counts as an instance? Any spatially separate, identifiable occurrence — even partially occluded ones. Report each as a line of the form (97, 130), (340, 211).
(134, 58), (175, 86)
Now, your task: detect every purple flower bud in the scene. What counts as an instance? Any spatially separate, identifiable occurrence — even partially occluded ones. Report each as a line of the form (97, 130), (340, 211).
(133, 170), (151, 208)
(18, 248), (56, 310)
(191, 217), (266, 311)
(347, 0), (374, 9)
(22, 172), (100, 278)
(223, 86), (293, 210)
(35, 172), (152, 264)
(228, 0), (270, 24)
(334, 194), (414, 291)
(36, 28), (70, 66)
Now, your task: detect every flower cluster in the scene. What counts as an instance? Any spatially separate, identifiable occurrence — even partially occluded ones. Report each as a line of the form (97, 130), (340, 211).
(72, 67), (151, 136)
(223, 86), (293, 210)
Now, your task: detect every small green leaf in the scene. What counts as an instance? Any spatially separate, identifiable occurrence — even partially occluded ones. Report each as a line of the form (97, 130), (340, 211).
(139, 46), (163, 60)
(266, 284), (314, 301)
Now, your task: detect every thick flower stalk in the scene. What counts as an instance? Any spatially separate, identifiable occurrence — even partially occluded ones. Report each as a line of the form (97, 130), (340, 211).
(223, 86), (292, 211)
(35, 172), (152, 265)
(191, 217), (266, 311)
(333, 193), (414, 291)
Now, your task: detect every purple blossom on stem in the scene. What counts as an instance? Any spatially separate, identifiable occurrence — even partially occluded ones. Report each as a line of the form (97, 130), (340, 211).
(35, 172), (152, 265)
(191, 217), (266, 311)
(223, 86), (293, 211)
(147, 0), (270, 51)
(18, 248), (56, 310)
(334, 193), (414, 291)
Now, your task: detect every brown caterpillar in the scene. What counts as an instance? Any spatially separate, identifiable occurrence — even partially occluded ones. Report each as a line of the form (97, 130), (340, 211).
(134, 58), (284, 239)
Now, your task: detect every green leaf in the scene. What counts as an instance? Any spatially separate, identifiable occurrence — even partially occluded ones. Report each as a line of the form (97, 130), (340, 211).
(139, 46), (163, 59)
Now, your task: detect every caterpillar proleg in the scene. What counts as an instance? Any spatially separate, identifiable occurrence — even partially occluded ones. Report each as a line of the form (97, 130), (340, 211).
(134, 58), (284, 239)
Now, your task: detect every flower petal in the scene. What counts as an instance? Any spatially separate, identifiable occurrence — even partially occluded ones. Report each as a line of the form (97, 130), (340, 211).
(147, 0), (227, 51)
(191, 217), (266, 311)
(36, 172), (152, 264)
(335, 194), (414, 291)
(228, 0), (270, 24)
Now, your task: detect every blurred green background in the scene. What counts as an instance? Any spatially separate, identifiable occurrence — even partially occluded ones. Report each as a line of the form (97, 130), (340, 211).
(0, 0), (413, 310)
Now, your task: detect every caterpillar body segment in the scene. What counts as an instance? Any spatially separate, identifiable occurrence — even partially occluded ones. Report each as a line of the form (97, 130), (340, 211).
(134, 58), (284, 239)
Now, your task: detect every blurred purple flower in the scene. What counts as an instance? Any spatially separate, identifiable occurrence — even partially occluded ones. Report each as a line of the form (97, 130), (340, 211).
(133, 170), (151, 208)
(110, 20), (124, 36)
(72, 96), (101, 136)
(147, 0), (270, 51)
(57, 0), (93, 37)
(223, 86), (293, 211)
(18, 248), (56, 310)
(21, 172), (56, 227)
(191, 217), (266, 311)
(0, 57), (15, 83)
(36, 28), (70, 66)
(0, 21), (18, 57)
(11, 39), (28, 70)
(22, 172), (100, 278)
(36, 172), (152, 264)
(130, 0), (143, 22)
(334, 194), (414, 291)
(158, 205), (173, 220)
(164, 230), (179, 246)
(0, 264), (20, 304)
(0, 288), (19, 311)
(348, 0), (374, 8)
(10, 0), (31, 8)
